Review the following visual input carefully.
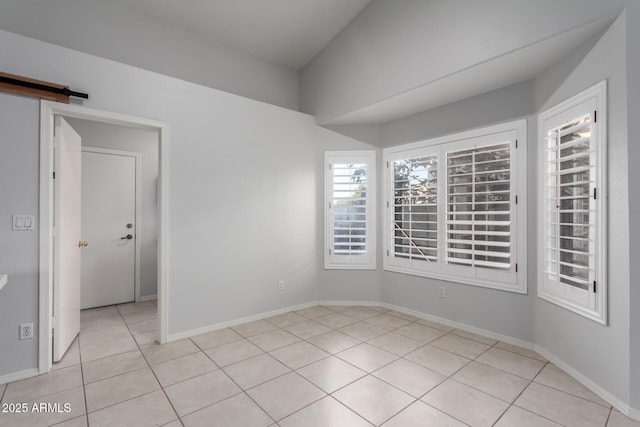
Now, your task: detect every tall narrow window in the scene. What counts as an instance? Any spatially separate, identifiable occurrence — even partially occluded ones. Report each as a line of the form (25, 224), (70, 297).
(393, 155), (438, 263)
(538, 81), (607, 324)
(325, 151), (376, 269)
(446, 143), (512, 270)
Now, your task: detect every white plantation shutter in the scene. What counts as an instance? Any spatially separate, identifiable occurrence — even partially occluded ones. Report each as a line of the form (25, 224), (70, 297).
(446, 143), (512, 270)
(332, 162), (368, 255)
(538, 81), (607, 324)
(325, 151), (376, 269)
(544, 117), (594, 290)
(392, 155), (438, 263)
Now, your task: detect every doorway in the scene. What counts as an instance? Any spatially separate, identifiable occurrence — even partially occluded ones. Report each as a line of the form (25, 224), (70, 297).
(67, 116), (161, 309)
(80, 147), (139, 309)
(38, 101), (169, 374)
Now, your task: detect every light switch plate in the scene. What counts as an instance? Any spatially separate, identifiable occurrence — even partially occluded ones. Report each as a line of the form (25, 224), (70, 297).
(12, 214), (35, 231)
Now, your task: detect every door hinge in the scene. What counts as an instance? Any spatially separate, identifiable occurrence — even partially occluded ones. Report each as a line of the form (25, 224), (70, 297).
(593, 280), (597, 293)
(52, 171), (56, 179)
(386, 250), (390, 256)
(386, 201), (389, 208)
(329, 163), (332, 170)
(515, 195), (518, 204)
(329, 248), (332, 255)
(594, 110), (597, 123)
(386, 161), (389, 168)
(515, 263), (518, 273)
(593, 188), (597, 200)
(515, 139), (518, 149)
(328, 202), (332, 209)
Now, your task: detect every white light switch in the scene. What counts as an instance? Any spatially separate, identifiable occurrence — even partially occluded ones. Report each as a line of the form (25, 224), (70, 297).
(13, 214), (35, 231)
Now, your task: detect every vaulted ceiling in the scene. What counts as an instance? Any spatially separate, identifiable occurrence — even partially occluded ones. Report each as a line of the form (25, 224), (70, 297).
(108, 0), (370, 69)
(0, 0), (627, 124)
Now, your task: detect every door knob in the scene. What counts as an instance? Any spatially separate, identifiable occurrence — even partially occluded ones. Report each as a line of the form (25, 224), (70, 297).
(121, 234), (133, 240)
(78, 241), (88, 247)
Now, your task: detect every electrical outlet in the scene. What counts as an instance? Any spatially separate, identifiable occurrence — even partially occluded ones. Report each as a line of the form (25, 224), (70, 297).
(438, 287), (446, 298)
(19, 323), (33, 340)
(278, 280), (285, 291)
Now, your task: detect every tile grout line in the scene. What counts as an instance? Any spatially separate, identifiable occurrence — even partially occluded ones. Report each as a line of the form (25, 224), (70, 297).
(489, 359), (550, 426)
(74, 304), (619, 426)
(422, 400), (473, 426)
(191, 308), (390, 424)
(265, 306), (379, 425)
(116, 301), (183, 425)
(77, 305), (161, 419)
(605, 407), (613, 426)
(76, 334), (91, 426)
(284, 312), (445, 424)
(191, 336), (279, 426)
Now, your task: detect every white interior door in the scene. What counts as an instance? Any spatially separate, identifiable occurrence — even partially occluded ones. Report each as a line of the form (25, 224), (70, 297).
(53, 117), (82, 362)
(81, 149), (136, 309)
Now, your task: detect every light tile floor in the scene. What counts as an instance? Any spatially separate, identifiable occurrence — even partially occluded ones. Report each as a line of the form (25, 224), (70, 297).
(1, 302), (639, 426)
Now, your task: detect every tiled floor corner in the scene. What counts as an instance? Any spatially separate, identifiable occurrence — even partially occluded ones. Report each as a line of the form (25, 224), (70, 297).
(1, 302), (639, 426)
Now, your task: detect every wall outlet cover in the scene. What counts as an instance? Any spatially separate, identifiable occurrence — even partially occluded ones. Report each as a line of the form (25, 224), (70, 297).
(19, 323), (34, 340)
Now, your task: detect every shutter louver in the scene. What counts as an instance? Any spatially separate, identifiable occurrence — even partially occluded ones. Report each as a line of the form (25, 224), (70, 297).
(544, 115), (595, 291)
(331, 163), (367, 255)
(446, 143), (512, 270)
(392, 156), (438, 262)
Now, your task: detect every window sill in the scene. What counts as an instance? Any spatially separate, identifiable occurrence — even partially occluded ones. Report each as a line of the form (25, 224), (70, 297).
(383, 265), (527, 294)
(324, 264), (377, 270)
(538, 289), (606, 325)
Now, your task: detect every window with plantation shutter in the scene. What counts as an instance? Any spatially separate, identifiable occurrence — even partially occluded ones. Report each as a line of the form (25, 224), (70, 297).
(325, 151), (376, 269)
(538, 81), (607, 324)
(393, 155), (438, 264)
(446, 143), (512, 270)
(384, 120), (527, 293)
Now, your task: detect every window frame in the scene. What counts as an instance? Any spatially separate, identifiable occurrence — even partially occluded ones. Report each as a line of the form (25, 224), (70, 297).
(537, 81), (607, 324)
(324, 150), (377, 270)
(383, 120), (527, 294)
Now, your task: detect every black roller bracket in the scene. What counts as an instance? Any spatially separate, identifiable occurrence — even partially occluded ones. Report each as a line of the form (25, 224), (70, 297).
(0, 75), (89, 99)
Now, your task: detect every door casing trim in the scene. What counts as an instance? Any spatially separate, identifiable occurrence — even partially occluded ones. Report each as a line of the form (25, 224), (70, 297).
(39, 101), (169, 373)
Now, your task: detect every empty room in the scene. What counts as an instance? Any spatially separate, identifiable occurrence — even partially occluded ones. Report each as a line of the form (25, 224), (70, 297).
(0, 0), (639, 426)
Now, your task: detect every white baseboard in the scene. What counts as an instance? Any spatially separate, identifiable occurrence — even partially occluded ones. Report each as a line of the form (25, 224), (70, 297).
(0, 368), (40, 386)
(317, 300), (380, 307)
(381, 302), (536, 350)
(628, 406), (640, 421)
(7, 297), (637, 421)
(166, 301), (317, 342)
(534, 345), (639, 421)
(379, 302), (640, 421)
(140, 294), (157, 302)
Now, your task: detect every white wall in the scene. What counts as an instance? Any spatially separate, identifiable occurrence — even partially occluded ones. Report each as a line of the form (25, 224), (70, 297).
(66, 119), (159, 299)
(0, 29), (374, 377)
(533, 11), (630, 404)
(300, 0), (626, 123)
(626, 2), (640, 413)
(0, 93), (40, 377)
(374, 12), (635, 411)
(0, 0), (298, 110)
(377, 81), (537, 342)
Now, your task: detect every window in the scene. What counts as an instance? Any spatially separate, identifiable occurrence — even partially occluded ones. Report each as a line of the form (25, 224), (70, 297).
(383, 120), (527, 293)
(325, 151), (376, 269)
(446, 143), (512, 270)
(538, 81), (607, 324)
(392, 153), (439, 269)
